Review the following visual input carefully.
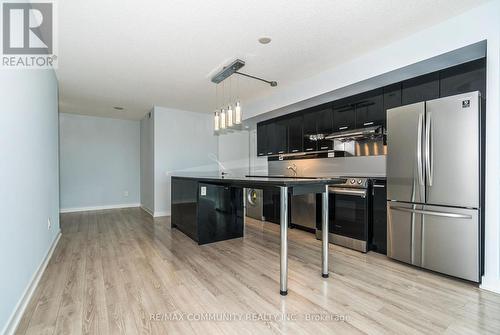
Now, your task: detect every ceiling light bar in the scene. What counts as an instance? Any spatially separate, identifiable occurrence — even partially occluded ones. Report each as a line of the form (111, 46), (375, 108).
(235, 71), (277, 87)
(211, 59), (278, 87)
(211, 59), (245, 84)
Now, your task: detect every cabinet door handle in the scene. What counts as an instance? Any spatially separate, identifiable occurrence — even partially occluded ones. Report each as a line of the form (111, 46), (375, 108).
(291, 149), (299, 153)
(320, 146), (328, 150)
(278, 151), (284, 154)
(363, 122), (374, 126)
(305, 148), (313, 151)
(267, 152), (273, 155)
(339, 126), (348, 130)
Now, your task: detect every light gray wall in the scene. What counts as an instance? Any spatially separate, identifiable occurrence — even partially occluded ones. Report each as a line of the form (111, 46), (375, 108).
(140, 111), (154, 213)
(153, 106), (218, 216)
(59, 113), (140, 211)
(0, 70), (60, 334)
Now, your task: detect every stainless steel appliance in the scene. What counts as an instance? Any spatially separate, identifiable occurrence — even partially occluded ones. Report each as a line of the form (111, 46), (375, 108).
(386, 91), (482, 282)
(316, 178), (370, 252)
(291, 194), (317, 230)
(245, 188), (264, 221)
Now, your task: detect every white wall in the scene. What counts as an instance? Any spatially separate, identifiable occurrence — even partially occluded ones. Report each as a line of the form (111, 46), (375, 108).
(233, 1), (500, 293)
(152, 106), (218, 216)
(59, 113), (140, 211)
(217, 131), (250, 176)
(0, 70), (60, 335)
(140, 111), (154, 214)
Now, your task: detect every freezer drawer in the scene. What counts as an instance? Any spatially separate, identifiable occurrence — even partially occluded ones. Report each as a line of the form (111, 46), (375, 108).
(421, 205), (479, 282)
(387, 202), (422, 266)
(291, 193), (316, 229)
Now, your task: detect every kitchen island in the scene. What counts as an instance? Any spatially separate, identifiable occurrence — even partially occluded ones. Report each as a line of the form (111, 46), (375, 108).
(171, 175), (339, 295)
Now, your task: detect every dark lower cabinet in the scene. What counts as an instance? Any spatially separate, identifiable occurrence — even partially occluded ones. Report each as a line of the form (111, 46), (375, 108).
(440, 58), (486, 97)
(354, 88), (384, 128)
(287, 115), (303, 153)
(171, 178), (244, 245)
(263, 189), (280, 224)
(333, 98), (356, 132)
(402, 72), (439, 105)
(370, 179), (387, 254)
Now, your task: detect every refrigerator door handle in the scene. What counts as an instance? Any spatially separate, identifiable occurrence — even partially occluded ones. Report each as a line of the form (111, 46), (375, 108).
(425, 112), (433, 186)
(417, 113), (424, 188)
(390, 206), (472, 219)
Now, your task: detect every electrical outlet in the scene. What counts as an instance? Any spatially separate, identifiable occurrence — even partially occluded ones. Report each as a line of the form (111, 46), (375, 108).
(47, 218), (51, 230)
(124, 190), (129, 197)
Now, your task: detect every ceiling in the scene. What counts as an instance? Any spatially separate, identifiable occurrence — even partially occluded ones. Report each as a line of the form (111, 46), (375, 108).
(57, 0), (487, 120)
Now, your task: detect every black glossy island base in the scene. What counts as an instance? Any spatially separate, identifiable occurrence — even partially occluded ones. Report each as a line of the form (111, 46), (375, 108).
(171, 175), (338, 295)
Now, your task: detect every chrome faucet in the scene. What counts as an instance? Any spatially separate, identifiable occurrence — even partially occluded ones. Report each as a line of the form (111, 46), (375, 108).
(287, 163), (298, 177)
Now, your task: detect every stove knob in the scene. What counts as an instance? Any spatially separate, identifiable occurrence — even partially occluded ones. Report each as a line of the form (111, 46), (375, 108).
(358, 179), (363, 185)
(350, 179), (356, 184)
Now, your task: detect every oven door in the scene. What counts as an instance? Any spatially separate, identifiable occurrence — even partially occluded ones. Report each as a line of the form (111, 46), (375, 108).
(328, 187), (369, 242)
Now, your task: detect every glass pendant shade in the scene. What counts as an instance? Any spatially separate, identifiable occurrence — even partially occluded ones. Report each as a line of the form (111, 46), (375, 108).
(227, 105), (233, 127)
(214, 111), (220, 131)
(234, 101), (242, 124)
(220, 108), (227, 129)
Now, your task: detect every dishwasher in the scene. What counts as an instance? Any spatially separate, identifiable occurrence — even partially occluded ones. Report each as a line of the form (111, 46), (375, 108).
(291, 194), (317, 231)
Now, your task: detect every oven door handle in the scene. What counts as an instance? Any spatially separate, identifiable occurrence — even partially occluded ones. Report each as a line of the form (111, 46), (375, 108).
(328, 187), (367, 198)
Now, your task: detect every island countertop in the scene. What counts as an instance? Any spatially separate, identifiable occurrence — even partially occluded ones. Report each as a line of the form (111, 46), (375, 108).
(171, 175), (343, 188)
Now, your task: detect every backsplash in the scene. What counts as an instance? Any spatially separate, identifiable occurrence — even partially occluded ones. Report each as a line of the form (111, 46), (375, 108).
(268, 155), (386, 178)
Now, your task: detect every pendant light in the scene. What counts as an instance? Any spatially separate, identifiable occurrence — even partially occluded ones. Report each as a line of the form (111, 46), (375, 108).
(220, 108), (227, 129)
(234, 75), (242, 125)
(227, 104), (233, 127)
(214, 111), (220, 131)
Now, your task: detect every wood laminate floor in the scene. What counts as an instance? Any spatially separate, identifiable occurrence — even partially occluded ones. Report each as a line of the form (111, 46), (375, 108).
(15, 208), (500, 335)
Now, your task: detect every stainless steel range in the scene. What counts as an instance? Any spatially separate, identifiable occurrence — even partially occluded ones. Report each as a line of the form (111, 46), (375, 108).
(316, 177), (371, 252)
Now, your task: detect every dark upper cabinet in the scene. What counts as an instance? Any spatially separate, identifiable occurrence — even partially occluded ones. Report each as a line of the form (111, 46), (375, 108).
(316, 106), (334, 150)
(383, 83), (402, 112)
(333, 97), (355, 132)
(440, 58), (486, 98)
(354, 88), (384, 128)
(265, 123), (276, 156)
(287, 115), (303, 153)
(402, 72), (439, 105)
(274, 120), (288, 154)
(255, 59), (485, 157)
(303, 112), (317, 152)
(256, 123), (266, 156)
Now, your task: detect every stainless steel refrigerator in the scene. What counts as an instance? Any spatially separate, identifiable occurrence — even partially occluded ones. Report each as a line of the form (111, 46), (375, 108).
(386, 91), (482, 282)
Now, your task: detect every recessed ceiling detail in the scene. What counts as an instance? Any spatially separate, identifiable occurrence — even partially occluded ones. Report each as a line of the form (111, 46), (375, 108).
(258, 37), (272, 44)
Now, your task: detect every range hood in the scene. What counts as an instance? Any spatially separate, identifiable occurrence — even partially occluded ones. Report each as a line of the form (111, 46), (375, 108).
(325, 125), (384, 142)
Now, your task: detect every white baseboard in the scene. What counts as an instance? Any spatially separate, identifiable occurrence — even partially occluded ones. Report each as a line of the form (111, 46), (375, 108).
(480, 276), (500, 294)
(138, 206), (170, 218)
(140, 205), (154, 216)
(153, 210), (171, 217)
(2, 232), (61, 335)
(59, 203), (140, 213)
